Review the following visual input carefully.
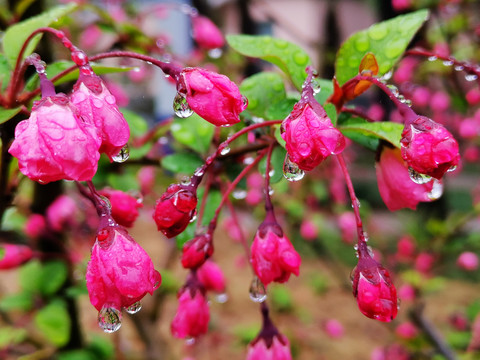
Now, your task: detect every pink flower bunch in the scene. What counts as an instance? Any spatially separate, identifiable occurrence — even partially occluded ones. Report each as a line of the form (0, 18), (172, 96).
(250, 218), (301, 286)
(178, 67), (247, 126)
(153, 183), (197, 238)
(352, 243), (398, 322)
(401, 116), (460, 179)
(99, 188), (142, 228)
(0, 244), (34, 270)
(86, 224), (161, 317)
(376, 146), (440, 211)
(191, 15), (225, 50)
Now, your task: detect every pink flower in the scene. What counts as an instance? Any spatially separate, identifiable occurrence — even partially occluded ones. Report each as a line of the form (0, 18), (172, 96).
(398, 284), (416, 302)
(430, 91), (451, 112)
(71, 74), (130, 161)
(456, 251), (479, 271)
(300, 219), (317, 241)
(466, 88), (480, 105)
(79, 25), (102, 50)
(250, 221), (301, 286)
(8, 94), (101, 183)
(46, 195), (78, 232)
(181, 233), (214, 269)
(191, 15), (225, 50)
(414, 252), (435, 274)
(153, 184), (197, 238)
(0, 244), (34, 269)
(411, 87), (431, 107)
(86, 225), (161, 312)
(376, 146), (439, 211)
(179, 67), (246, 126)
(247, 335), (292, 360)
(324, 319), (344, 339)
(24, 214), (46, 239)
(352, 245), (398, 322)
(395, 322), (418, 339)
(281, 102), (345, 171)
(392, 0), (411, 11)
(338, 212), (356, 244)
(171, 288), (210, 339)
(197, 260), (226, 293)
(396, 236), (416, 261)
(137, 166), (156, 195)
(99, 189), (142, 228)
(400, 116), (460, 179)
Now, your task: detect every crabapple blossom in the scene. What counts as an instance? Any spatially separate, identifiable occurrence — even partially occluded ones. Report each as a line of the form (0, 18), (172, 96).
(99, 188), (142, 228)
(171, 286), (210, 339)
(181, 232), (214, 269)
(191, 15), (225, 50)
(197, 260), (226, 293)
(456, 251), (479, 271)
(0, 244), (34, 269)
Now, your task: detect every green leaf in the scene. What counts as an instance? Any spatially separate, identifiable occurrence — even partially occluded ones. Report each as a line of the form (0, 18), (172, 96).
(0, 327), (27, 349)
(161, 152), (204, 175)
(335, 9), (429, 85)
(314, 78), (334, 105)
(3, 3), (77, 66)
(34, 301), (71, 346)
(339, 119), (404, 151)
(0, 246), (4, 261)
(265, 98), (297, 121)
(106, 169), (140, 192)
(0, 107), (22, 125)
(14, 0), (37, 18)
(240, 72), (286, 119)
(270, 286), (293, 312)
(40, 261), (68, 296)
(0, 54), (12, 92)
(19, 260), (43, 293)
(57, 350), (96, 360)
(259, 146), (287, 184)
(227, 35), (311, 90)
(171, 113), (215, 154)
(0, 292), (33, 311)
(121, 108), (149, 138)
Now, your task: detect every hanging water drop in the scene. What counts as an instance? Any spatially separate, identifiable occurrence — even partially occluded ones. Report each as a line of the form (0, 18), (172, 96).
(447, 165), (457, 173)
(112, 145), (130, 163)
(381, 70), (393, 81)
(311, 78), (321, 95)
(241, 95), (249, 108)
(408, 167), (432, 184)
(427, 180), (444, 200)
(214, 293), (228, 303)
(125, 301), (142, 314)
(181, 176), (192, 186)
(189, 213), (197, 223)
(173, 93), (193, 118)
(283, 155), (305, 182)
(443, 60), (454, 66)
(232, 189), (247, 199)
(98, 195), (112, 211)
(465, 74), (478, 82)
(249, 276), (267, 303)
(386, 84), (399, 97)
(454, 65), (464, 71)
(98, 306), (122, 333)
(194, 167), (205, 177)
(220, 145), (231, 155)
(208, 48), (223, 59)
(427, 56), (438, 62)
(185, 337), (196, 346)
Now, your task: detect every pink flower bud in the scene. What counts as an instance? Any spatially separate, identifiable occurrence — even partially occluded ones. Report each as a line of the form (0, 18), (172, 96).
(46, 195), (78, 232)
(395, 322), (418, 339)
(179, 67), (246, 126)
(376, 146), (439, 211)
(99, 189), (142, 228)
(401, 116), (460, 179)
(324, 319), (344, 339)
(281, 102), (345, 171)
(24, 214), (46, 239)
(181, 233), (214, 269)
(86, 226), (161, 312)
(71, 74), (130, 161)
(411, 87), (431, 107)
(197, 260), (226, 293)
(171, 288), (210, 339)
(392, 0), (411, 11)
(414, 252), (435, 274)
(393, 58), (418, 83)
(250, 222), (301, 286)
(79, 25), (102, 50)
(352, 246), (398, 322)
(191, 15), (225, 50)
(300, 219), (317, 241)
(246, 188), (263, 206)
(456, 251), (479, 271)
(466, 88), (480, 105)
(0, 244), (34, 269)
(367, 104), (385, 121)
(9, 95), (101, 183)
(398, 284), (416, 302)
(137, 166), (156, 195)
(459, 118), (479, 139)
(449, 313), (469, 331)
(153, 184), (197, 238)
(430, 91), (451, 112)
(396, 236), (416, 261)
(247, 334), (292, 360)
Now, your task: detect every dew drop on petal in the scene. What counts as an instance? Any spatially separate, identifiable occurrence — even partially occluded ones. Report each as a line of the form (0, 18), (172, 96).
(447, 165), (457, 173)
(125, 301), (142, 314)
(241, 95), (249, 109)
(283, 154), (305, 182)
(427, 180), (444, 200)
(214, 293), (228, 303)
(98, 306), (122, 333)
(408, 167), (432, 184)
(112, 144), (130, 163)
(173, 93), (193, 118)
(249, 276), (267, 303)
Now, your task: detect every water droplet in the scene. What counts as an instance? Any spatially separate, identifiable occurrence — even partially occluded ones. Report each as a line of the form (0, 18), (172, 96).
(220, 145), (231, 155)
(173, 93), (193, 118)
(268, 169), (275, 177)
(268, 187), (274, 196)
(387, 84), (399, 97)
(408, 167), (432, 184)
(465, 74), (478, 82)
(98, 195), (112, 211)
(243, 157), (254, 165)
(368, 23), (388, 40)
(283, 154), (305, 182)
(351, 198), (361, 208)
(112, 144), (130, 163)
(428, 56), (438, 62)
(443, 60), (454, 66)
(208, 48), (223, 59)
(454, 65), (464, 71)
(181, 176), (192, 186)
(447, 165), (457, 173)
(242, 95), (248, 108)
(194, 167), (204, 177)
(249, 276), (267, 303)
(311, 78), (321, 95)
(125, 301), (142, 314)
(185, 337), (196, 346)
(214, 293), (228, 303)
(232, 189), (247, 199)
(427, 180), (443, 200)
(98, 306), (122, 333)
(381, 70), (393, 81)
(189, 214), (197, 223)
